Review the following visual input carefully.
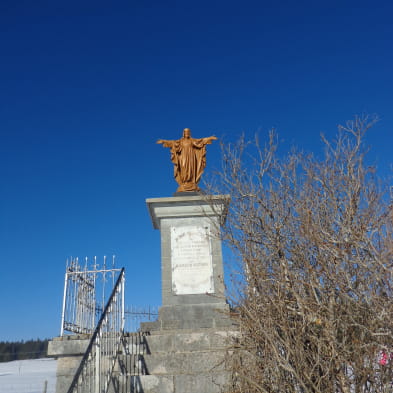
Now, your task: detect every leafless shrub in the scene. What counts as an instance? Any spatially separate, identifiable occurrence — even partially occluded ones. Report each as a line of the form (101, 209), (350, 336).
(207, 116), (393, 393)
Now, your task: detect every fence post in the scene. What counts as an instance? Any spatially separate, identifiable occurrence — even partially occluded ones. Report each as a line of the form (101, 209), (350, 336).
(60, 271), (68, 336)
(95, 336), (100, 393)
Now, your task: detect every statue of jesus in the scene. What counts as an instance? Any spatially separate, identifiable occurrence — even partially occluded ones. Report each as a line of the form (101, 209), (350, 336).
(157, 128), (217, 192)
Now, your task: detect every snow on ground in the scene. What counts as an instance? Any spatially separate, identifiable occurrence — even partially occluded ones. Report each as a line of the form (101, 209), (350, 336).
(0, 358), (57, 393)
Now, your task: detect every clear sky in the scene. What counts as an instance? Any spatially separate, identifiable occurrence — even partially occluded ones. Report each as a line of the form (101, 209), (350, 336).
(0, 0), (392, 341)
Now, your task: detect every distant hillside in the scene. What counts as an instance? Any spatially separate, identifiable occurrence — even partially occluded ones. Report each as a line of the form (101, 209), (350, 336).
(0, 339), (49, 362)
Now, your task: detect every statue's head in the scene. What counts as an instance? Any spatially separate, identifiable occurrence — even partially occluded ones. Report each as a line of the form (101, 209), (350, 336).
(183, 128), (191, 138)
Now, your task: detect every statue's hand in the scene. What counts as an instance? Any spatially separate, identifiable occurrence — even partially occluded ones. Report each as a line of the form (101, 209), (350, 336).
(204, 136), (218, 144)
(157, 139), (174, 147)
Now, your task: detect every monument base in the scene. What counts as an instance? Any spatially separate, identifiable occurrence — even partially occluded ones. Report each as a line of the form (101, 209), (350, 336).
(141, 303), (234, 331)
(146, 194), (231, 331)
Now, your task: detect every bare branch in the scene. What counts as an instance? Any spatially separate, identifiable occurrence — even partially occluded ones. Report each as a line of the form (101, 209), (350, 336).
(208, 119), (393, 393)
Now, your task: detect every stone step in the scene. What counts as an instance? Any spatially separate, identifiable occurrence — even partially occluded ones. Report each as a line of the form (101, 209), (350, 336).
(117, 349), (227, 376)
(143, 303), (235, 331)
(123, 328), (236, 355)
(109, 372), (229, 393)
(140, 317), (233, 330)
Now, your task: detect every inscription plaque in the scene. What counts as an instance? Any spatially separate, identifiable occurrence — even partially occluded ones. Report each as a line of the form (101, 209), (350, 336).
(171, 225), (214, 295)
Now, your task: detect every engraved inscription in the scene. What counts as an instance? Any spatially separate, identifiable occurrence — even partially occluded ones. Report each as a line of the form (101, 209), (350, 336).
(171, 225), (214, 295)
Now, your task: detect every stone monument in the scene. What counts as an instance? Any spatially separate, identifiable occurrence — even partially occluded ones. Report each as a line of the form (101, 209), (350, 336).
(135, 128), (234, 393)
(149, 128), (231, 330)
(146, 194), (230, 330)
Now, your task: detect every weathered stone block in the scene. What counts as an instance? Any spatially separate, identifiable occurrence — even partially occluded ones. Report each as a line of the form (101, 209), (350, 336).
(174, 372), (229, 393)
(127, 375), (174, 393)
(48, 336), (89, 357)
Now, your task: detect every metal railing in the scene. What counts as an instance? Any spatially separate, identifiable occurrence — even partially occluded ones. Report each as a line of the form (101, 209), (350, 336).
(61, 256), (123, 336)
(67, 268), (125, 393)
(124, 306), (158, 333)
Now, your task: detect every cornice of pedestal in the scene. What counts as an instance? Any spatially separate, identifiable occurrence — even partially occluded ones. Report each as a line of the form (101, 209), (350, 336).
(146, 194), (230, 230)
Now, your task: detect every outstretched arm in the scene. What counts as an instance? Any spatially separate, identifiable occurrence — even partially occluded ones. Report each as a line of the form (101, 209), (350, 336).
(202, 136), (218, 145)
(157, 139), (174, 148)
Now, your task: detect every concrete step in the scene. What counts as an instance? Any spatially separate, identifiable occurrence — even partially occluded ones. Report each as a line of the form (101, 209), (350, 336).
(107, 328), (237, 393)
(140, 303), (235, 331)
(118, 349), (227, 376)
(109, 372), (229, 393)
(123, 328), (236, 355)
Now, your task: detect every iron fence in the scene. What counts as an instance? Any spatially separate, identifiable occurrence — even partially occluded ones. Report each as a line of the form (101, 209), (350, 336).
(61, 256), (122, 336)
(67, 268), (125, 393)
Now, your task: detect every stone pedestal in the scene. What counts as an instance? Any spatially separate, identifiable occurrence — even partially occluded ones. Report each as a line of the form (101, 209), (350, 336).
(47, 335), (89, 393)
(146, 194), (231, 330)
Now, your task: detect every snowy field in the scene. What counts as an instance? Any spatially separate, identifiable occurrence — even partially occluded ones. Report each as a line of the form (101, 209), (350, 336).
(0, 358), (57, 393)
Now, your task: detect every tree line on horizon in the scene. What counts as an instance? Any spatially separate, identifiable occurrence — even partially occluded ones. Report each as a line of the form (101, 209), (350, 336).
(0, 339), (49, 362)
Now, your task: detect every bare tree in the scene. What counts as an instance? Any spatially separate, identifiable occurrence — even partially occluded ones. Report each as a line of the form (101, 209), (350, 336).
(207, 116), (393, 393)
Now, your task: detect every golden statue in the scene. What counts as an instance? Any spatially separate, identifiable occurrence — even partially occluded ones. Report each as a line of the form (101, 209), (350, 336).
(157, 128), (217, 192)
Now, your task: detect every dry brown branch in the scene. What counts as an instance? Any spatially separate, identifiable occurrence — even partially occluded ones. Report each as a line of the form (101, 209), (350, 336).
(206, 116), (393, 393)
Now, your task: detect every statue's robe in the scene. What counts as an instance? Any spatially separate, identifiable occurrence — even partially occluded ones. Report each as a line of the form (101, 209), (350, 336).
(170, 137), (208, 192)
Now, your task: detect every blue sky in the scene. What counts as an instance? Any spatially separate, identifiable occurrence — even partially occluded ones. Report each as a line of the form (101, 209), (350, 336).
(0, 0), (392, 341)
